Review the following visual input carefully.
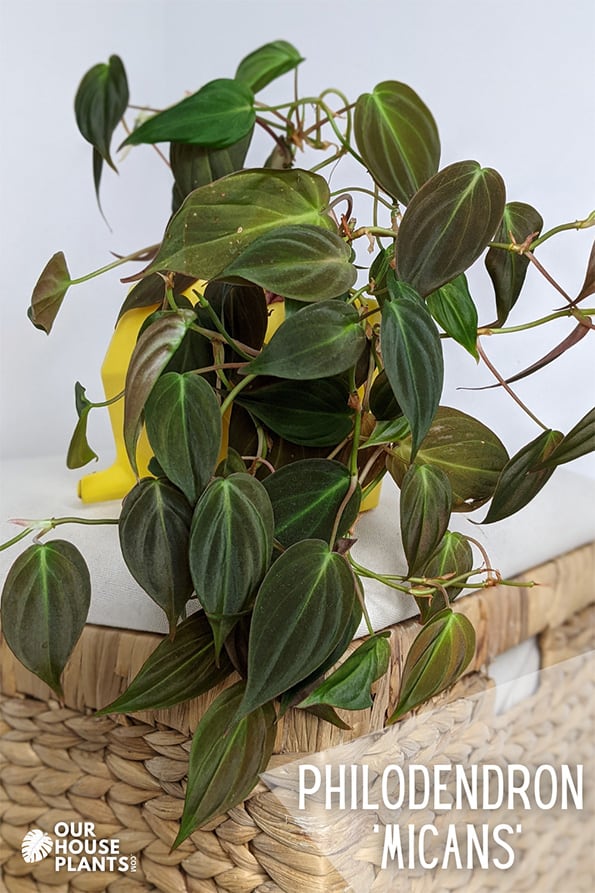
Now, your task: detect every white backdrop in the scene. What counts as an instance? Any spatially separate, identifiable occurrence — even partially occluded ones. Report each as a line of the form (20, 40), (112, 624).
(1, 0), (594, 481)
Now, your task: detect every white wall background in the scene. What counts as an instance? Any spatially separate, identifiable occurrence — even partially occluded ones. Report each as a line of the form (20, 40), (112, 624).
(1, 0), (594, 481)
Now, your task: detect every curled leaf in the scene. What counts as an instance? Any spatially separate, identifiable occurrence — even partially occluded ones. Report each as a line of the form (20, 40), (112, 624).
(28, 252), (72, 334)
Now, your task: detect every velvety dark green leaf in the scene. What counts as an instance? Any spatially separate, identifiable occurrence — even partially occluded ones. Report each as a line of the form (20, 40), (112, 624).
(416, 532), (474, 622)
(485, 202), (543, 325)
(146, 169), (336, 280)
(300, 703), (351, 730)
(1, 541), (91, 696)
(189, 473), (274, 654)
(145, 372), (222, 504)
(200, 280), (268, 362)
(400, 464), (452, 577)
(96, 613), (233, 715)
(397, 161), (506, 297)
(237, 378), (353, 447)
(388, 407), (509, 512)
(426, 274), (479, 359)
(368, 246), (394, 305)
(369, 370), (403, 420)
(538, 407), (595, 469)
(215, 448), (248, 477)
(354, 81), (440, 205)
(170, 130), (253, 213)
(122, 79), (255, 149)
(298, 634), (391, 711)
(223, 225), (357, 301)
(244, 301), (365, 379)
(28, 252), (72, 334)
(363, 417), (410, 448)
(174, 682), (276, 845)
(74, 55), (128, 169)
(119, 478), (194, 635)
(237, 540), (357, 718)
(124, 310), (196, 473)
(235, 40), (304, 93)
(74, 55), (129, 203)
(389, 609), (475, 722)
(381, 279), (444, 457)
(262, 459), (361, 547)
(66, 382), (98, 469)
(481, 429), (564, 524)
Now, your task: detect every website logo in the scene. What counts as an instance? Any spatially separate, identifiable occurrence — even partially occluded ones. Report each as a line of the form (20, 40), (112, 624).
(21, 829), (54, 863)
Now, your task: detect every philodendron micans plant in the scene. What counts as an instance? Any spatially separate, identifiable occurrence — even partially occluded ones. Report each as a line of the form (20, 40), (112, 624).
(1, 41), (594, 844)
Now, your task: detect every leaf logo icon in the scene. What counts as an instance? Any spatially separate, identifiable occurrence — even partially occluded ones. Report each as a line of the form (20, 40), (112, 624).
(21, 829), (53, 863)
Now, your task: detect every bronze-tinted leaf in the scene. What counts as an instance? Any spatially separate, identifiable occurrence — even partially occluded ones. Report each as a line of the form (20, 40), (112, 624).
(400, 464), (452, 577)
(66, 382), (98, 469)
(174, 682), (276, 845)
(416, 531), (474, 622)
(485, 202), (543, 325)
(354, 81), (440, 205)
(481, 429), (564, 524)
(123, 310), (196, 473)
(389, 609), (475, 721)
(1, 541), (91, 696)
(538, 407), (595, 469)
(396, 160), (506, 297)
(388, 407), (509, 512)
(170, 130), (253, 214)
(28, 252), (72, 334)
(574, 240), (595, 304)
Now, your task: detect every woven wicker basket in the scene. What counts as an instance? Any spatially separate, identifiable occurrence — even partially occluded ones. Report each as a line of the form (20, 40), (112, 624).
(1, 541), (593, 893)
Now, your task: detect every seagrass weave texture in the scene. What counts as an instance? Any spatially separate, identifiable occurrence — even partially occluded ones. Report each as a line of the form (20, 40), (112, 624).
(0, 543), (592, 892)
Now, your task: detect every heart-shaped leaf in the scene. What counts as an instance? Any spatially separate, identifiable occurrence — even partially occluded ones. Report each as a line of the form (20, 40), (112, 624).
(354, 81), (440, 205)
(363, 416), (410, 449)
(122, 78), (255, 149)
(381, 279), (444, 457)
(400, 464), (452, 577)
(28, 252), (72, 334)
(262, 458), (361, 547)
(119, 478), (194, 635)
(244, 301), (366, 379)
(298, 634), (391, 712)
(237, 540), (357, 718)
(170, 129), (253, 213)
(1, 541), (91, 696)
(537, 407), (595, 469)
(235, 40), (304, 93)
(96, 613), (233, 715)
(66, 382), (98, 469)
(146, 169), (336, 281)
(237, 378), (354, 447)
(485, 202), (543, 325)
(223, 225), (357, 301)
(389, 609), (476, 722)
(189, 473), (274, 654)
(124, 310), (196, 473)
(396, 160), (506, 297)
(388, 407), (509, 512)
(145, 372), (222, 504)
(426, 274), (479, 359)
(74, 55), (129, 202)
(416, 531), (474, 622)
(174, 682), (276, 846)
(481, 429), (564, 524)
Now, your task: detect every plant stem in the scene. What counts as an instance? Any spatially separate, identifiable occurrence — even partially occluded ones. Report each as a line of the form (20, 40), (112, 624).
(476, 340), (549, 431)
(524, 251), (573, 305)
(348, 555), (411, 594)
(530, 210), (595, 249)
(1, 516), (119, 551)
(195, 295), (255, 361)
(70, 245), (160, 286)
(219, 374), (256, 417)
(0, 527), (35, 552)
(478, 307), (595, 335)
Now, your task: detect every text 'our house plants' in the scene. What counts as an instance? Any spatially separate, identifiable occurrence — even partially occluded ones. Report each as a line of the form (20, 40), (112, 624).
(1, 40), (594, 844)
